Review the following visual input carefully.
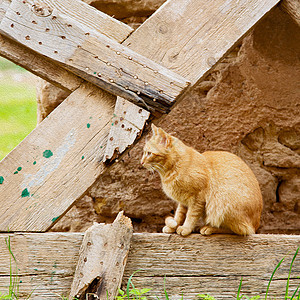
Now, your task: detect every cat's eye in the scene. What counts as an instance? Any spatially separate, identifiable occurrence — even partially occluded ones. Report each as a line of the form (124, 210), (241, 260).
(146, 151), (152, 156)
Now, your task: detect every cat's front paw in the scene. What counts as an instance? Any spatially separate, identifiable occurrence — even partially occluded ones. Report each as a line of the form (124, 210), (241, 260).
(162, 225), (176, 234)
(176, 226), (192, 237)
(165, 216), (178, 229)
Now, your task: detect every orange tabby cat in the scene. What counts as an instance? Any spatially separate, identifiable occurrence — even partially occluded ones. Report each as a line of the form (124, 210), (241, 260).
(141, 124), (263, 236)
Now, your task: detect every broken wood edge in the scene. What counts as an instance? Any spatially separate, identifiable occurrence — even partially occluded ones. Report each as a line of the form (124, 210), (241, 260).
(280, 0), (300, 26)
(69, 211), (133, 300)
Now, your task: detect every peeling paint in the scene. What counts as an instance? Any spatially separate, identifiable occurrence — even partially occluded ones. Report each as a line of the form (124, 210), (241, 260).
(43, 150), (53, 158)
(51, 216), (60, 222)
(22, 129), (76, 190)
(21, 188), (30, 198)
(0, 176), (4, 184)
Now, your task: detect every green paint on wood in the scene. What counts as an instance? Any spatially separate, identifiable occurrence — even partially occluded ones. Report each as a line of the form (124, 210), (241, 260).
(43, 150), (53, 158)
(14, 171), (18, 174)
(87, 123), (91, 128)
(100, 146), (103, 149)
(0, 176), (4, 184)
(81, 155), (84, 160)
(17, 167), (22, 171)
(21, 188), (30, 198)
(51, 216), (60, 222)
(19, 280), (22, 283)
(33, 161), (37, 165)
(33, 268), (38, 271)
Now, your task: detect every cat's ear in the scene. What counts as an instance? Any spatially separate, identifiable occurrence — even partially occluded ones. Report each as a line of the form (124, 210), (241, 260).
(158, 128), (172, 148)
(151, 123), (159, 136)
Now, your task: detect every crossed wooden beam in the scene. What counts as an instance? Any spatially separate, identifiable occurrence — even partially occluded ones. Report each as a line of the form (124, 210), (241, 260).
(0, 0), (297, 232)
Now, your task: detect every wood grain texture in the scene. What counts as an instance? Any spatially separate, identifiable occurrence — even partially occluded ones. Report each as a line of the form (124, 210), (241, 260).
(0, 0), (132, 41)
(0, 0), (189, 112)
(104, 98), (150, 161)
(0, 0), (132, 93)
(123, 0), (281, 84)
(70, 212), (133, 300)
(0, 232), (83, 299)
(281, 0), (300, 26)
(0, 82), (116, 231)
(0, 233), (299, 299)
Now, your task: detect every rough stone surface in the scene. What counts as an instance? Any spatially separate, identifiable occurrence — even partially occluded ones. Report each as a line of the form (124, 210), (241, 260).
(42, 4), (300, 234)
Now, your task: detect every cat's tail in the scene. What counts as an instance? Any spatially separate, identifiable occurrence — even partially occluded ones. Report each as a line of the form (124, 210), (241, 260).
(230, 222), (256, 236)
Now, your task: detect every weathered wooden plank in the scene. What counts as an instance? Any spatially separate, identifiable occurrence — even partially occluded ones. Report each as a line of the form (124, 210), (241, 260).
(0, 232), (83, 299)
(70, 212), (133, 300)
(0, 233), (299, 299)
(0, 0), (132, 92)
(0, 0), (190, 112)
(0, 0), (133, 41)
(123, 0), (281, 84)
(281, 0), (300, 26)
(0, 82), (116, 231)
(104, 98), (150, 161)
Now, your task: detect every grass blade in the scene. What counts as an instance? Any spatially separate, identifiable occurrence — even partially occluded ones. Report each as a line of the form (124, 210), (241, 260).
(163, 276), (169, 300)
(237, 277), (243, 300)
(264, 257), (285, 300)
(126, 270), (141, 299)
(285, 248), (299, 300)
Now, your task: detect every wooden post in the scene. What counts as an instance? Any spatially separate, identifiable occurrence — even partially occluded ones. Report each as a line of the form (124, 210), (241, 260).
(69, 211), (133, 300)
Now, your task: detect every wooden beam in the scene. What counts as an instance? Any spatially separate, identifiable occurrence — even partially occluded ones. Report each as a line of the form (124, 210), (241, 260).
(122, 0), (281, 84)
(280, 0), (300, 26)
(0, 0), (133, 42)
(0, 0), (133, 92)
(70, 212), (133, 300)
(0, 233), (299, 299)
(0, 0), (189, 112)
(0, 82), (116, 231)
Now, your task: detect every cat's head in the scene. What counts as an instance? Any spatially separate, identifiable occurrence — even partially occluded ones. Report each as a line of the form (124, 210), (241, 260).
(141, 124), (174, 172)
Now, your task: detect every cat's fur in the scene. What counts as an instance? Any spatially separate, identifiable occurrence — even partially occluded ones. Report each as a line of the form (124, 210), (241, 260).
(141, 124), (263, 236)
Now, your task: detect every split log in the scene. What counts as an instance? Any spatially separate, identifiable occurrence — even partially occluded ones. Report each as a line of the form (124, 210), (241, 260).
(70, 211), (133, 300)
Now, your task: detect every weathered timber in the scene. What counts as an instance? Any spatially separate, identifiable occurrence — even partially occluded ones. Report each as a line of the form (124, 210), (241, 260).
(0, 0), (132, 41)
(0, 232), (83, 299)
(0, 234), (299, 299)
(0, 0), (190, 112)
(0, 83), (116, 231)
(70, 212), (133, 300)
(281, 0), (300, 26)
(104, 98), (150, 161)
(123, 0), (281, 84)
(0, 0), (132, 92)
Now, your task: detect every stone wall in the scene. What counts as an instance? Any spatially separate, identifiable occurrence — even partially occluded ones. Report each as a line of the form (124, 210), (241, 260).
(46, 2), (300, 234)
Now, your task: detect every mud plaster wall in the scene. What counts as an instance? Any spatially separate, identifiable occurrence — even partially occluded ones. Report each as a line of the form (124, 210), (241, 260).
(49, 3), (300, 234)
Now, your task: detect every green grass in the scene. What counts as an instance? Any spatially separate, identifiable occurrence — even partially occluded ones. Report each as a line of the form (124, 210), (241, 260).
(0, 58), (37, 161)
